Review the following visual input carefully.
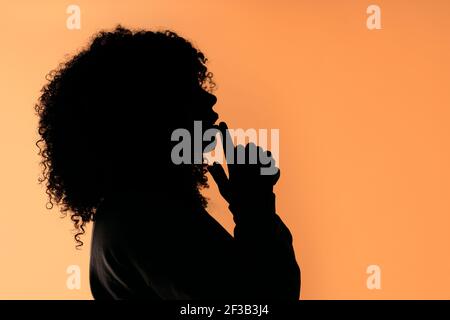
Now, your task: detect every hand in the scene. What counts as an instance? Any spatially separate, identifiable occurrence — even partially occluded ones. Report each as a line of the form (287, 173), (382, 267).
(208, 122), (280, 219)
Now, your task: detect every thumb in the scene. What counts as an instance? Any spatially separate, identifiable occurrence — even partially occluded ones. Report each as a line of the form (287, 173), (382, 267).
(208, 162), (231, 203)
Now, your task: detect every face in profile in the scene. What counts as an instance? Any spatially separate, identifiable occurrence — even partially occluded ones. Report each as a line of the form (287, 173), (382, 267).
(167, 70), (220, 155)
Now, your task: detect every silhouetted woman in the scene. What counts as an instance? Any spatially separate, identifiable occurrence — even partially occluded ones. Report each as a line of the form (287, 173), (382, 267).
(36, 26), (300, 299)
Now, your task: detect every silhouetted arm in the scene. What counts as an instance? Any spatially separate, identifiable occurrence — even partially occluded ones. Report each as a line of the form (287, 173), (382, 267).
(126, 198), (300, 300)
(230, 192), (300, 300)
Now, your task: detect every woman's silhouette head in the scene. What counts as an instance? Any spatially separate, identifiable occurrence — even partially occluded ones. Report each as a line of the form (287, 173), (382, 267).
(35, 26), (218, 246)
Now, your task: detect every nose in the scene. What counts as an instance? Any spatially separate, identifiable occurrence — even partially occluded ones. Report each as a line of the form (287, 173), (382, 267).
(196, 89), (218, 123)
(205, 92), (219, 123)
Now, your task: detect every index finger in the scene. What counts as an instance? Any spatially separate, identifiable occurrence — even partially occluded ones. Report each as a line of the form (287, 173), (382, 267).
(218, 121), (235, 170)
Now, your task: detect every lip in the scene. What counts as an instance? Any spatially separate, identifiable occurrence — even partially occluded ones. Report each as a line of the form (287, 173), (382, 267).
(211, 113), (219, 125)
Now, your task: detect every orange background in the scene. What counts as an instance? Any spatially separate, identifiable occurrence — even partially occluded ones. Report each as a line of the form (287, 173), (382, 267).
(1, 0), (450, 299)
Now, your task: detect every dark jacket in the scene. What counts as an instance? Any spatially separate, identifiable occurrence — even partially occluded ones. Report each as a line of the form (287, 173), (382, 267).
(89, 190), (300, 299)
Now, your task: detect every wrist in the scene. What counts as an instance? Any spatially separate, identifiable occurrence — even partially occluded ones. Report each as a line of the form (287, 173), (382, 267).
(229, 191), (276, 223)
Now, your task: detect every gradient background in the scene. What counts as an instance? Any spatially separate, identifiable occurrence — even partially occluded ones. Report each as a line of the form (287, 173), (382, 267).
(1, 0), (450, 299)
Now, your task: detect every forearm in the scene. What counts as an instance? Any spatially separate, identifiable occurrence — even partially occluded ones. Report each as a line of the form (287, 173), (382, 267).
(230, 193), (301, 300)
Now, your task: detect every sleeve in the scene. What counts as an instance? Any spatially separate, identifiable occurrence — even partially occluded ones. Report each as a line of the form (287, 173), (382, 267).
(128, 194), (301, 300)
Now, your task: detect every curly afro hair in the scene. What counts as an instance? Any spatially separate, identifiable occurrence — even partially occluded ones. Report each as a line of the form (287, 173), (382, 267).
(35, 26), (216, 247)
